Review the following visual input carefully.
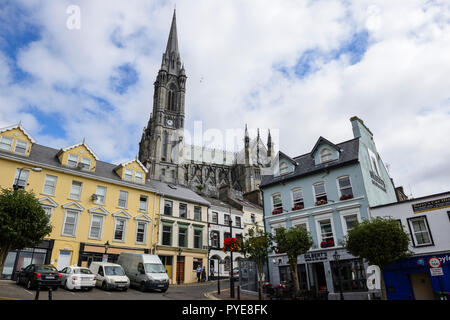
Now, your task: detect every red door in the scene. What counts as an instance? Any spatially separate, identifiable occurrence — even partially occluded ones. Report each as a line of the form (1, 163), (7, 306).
(176, 258), (185, 283)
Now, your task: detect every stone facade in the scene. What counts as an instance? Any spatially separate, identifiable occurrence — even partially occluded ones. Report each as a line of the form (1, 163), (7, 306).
(139, 11), (274, 198)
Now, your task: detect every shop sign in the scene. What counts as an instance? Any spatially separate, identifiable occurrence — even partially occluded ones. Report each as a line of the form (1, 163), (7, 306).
(412, 197), (450, 214)
(430, 268), (444, 277)
(304, 252), (327, 262)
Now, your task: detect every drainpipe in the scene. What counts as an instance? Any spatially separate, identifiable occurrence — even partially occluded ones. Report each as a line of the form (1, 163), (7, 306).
(150, 192), (163, 255)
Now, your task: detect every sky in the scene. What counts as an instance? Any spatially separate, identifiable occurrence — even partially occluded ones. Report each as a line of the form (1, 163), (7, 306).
(0, 0), (449, 198)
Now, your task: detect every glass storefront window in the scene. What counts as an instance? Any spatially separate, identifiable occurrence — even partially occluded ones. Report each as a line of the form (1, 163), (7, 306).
(331, 259), (367, 292)
(1, 252), (17, 279)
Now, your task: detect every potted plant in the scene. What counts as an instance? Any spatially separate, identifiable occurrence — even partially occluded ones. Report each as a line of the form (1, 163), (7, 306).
(272, 208), (282, 215)
(326, 239), (335, 247)
(223, 237), (241, 252)
(292, 203), (304, 211)
(316, 199), (328, 206)
(320, 241), (327, 248)
(340, 194), (353, 201)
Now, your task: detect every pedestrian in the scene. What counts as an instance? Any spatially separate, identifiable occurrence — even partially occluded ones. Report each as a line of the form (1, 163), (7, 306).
(201, 266), (206, 282)
(196, 265), (202, 282)
(210, 266), (215, 281)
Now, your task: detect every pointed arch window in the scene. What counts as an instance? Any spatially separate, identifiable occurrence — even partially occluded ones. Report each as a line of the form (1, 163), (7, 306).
(167, 83), (177, 111)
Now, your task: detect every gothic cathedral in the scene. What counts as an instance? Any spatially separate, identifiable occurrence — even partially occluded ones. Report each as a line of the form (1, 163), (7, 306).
(139, 10), (274, 198)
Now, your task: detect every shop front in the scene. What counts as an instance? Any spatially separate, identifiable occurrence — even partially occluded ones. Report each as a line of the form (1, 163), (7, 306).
(272, 248), (369, 300)
(1, 239), (54, 280)
(77, 242), (149, 268)
(383, 252), (450, 300)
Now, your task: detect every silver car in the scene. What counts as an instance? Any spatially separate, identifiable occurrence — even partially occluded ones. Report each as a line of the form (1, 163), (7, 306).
(60, 266), (96, 291)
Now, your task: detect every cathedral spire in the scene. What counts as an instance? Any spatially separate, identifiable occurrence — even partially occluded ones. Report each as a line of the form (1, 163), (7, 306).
(165, 9), (179, 57)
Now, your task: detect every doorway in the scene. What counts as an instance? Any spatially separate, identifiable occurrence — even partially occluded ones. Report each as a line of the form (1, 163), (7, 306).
(309, 263), (328, 294)
(409, 273), (435, 300)
(57, 250), (72, 270)
(176, 256), (185, 284)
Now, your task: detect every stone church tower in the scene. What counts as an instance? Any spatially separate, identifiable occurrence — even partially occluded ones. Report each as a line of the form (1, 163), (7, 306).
(139, 11), (275, 197)
(139, 10), (187, 184)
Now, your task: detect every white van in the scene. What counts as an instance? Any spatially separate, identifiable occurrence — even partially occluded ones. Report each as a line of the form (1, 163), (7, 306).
(89, 262), (130, 291)
(117, 253), (169, 292)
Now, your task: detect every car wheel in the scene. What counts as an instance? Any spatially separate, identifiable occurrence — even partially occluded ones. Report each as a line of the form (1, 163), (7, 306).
(15, 276), (21, 285)
(140, 282), (146, 292)
(122, 287), (128, 292)
(161, 288), (168, 293)
(64, 280), (71, 291)
(102, 281), (108, 291)
(26, 279), (33, 290)
(86, 287), (93, 291)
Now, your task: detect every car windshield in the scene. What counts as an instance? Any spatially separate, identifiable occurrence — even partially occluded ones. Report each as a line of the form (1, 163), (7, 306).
(36, 265), (57, 272)
(144, 263), (166, 273)
(74, 268), (92, 274)
(104, 266), (125, 276)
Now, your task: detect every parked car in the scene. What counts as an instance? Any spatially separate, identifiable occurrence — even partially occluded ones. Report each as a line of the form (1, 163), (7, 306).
(89, 262), (130, 291)
(15, 264), (62, 290)
(60, 266), (96, 291)
(232, 267), (239, 280)
(117, 252), (169, 292)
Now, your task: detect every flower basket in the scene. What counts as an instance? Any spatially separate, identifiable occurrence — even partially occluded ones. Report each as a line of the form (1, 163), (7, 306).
(223, 237), (241, 252)
(340, 194), (353, 201)
(292, 204), (304, 211)
(326, 239), (335, 247)
(272, 208), (282, 215)
(316, 199), (328, 206)
(320, 241), (327, 248)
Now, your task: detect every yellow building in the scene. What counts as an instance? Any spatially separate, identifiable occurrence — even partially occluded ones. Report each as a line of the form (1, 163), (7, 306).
(0, 123), (162, 276)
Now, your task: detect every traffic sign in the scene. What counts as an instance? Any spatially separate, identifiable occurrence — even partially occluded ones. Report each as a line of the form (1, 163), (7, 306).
(428, 257), (441, 268)
(430, 267), (444, 276)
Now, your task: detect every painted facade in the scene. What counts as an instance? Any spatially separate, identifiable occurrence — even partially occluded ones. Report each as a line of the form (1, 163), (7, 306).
(154, 183), (210, 284)
(370, 191), (450, 300)
(0, 124), (161, 279)
(260, 117), (398, 300)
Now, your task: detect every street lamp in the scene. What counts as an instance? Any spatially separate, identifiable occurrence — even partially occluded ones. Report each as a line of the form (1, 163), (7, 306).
(177, 247), (182, 285)
(333, 250), (344, 300)
(228, 218), (235, 299)
(13, 167), (42, 191)
(104, 241), (110, 254)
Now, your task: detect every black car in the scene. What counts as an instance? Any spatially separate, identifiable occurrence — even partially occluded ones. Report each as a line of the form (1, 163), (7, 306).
(16, 264), (62, 290)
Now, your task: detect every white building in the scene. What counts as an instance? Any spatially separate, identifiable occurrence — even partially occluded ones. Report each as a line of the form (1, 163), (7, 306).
(370, 191), (450, 300)
(204, 197), (245, 278)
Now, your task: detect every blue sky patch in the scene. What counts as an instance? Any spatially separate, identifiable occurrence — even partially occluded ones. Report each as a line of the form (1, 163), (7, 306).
(109, 63), (139, 95)
(26, 106), (67, 139)
(0, 1), (41, 84)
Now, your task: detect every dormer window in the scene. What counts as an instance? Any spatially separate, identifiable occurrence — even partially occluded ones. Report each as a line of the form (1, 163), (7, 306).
(320, 148), (333, 163)
(279, 162), (289, 175)
(14, 140), (28, 154)
(0, 136), (13, 151)
(124, 169), (133, 182)
(135, 171), (144, 184)
(80, 157), (91, 170)
(68, 154), (78, 167)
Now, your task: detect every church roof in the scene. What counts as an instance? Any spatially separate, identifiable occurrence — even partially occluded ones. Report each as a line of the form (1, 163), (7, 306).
(165, 10), (179, 57)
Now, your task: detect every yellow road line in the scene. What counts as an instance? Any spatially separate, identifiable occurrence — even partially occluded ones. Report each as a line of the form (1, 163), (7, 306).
(0, 297), (22, 300)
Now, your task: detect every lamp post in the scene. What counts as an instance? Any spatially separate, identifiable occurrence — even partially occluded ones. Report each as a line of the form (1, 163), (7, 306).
(13, 167), (42, 191)
(333, 250), (344, 300)
(177, 247), (182, 285)
(103, 241), (110, 262)
(228, 218), (235, 299)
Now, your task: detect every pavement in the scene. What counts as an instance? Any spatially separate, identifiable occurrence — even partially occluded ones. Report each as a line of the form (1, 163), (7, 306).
(0, 279), (230, 300)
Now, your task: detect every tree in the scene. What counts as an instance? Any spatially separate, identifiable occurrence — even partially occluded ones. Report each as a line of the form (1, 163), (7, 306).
(0, 188), (52, 276)
(273, 226), (313, 296)
(241, 226), (274, 299)
(345, 217), (411, 300)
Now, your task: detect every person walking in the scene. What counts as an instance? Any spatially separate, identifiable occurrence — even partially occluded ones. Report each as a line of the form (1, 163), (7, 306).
(201, 266), (206, 282)
(196, 265), (202, 283)
(210, 265), (215, 281)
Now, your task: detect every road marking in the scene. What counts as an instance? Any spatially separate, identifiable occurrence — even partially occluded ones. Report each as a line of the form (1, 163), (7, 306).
(23, 289), (33, 295)
(0, 297), (22, 300)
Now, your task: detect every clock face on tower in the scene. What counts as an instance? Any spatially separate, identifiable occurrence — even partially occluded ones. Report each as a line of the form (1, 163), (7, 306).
(166, 119), (173, 126)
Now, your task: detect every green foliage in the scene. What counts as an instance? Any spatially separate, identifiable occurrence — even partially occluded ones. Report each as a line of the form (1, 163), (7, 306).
(274, 227), (313, 264)
(0, 188), (52, 250)
(345, 217), (411, 268)
(241, 227), (274, 266)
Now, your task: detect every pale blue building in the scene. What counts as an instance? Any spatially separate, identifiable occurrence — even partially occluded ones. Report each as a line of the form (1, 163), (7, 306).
(260, 117), (398, 300)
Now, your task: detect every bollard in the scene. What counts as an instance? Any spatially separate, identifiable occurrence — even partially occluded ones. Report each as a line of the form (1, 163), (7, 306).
(237, 285), (240, 301)
(35, 283), (40, 300)
(48, 287), (53, 301)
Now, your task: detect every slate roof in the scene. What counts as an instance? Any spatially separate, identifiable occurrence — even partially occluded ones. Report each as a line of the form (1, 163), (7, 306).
(0, 143), (210, 206)
(260, 137), (360, 188)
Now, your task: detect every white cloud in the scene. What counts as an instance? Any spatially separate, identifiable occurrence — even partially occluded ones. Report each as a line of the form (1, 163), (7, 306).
(0, 0), (449, 197)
